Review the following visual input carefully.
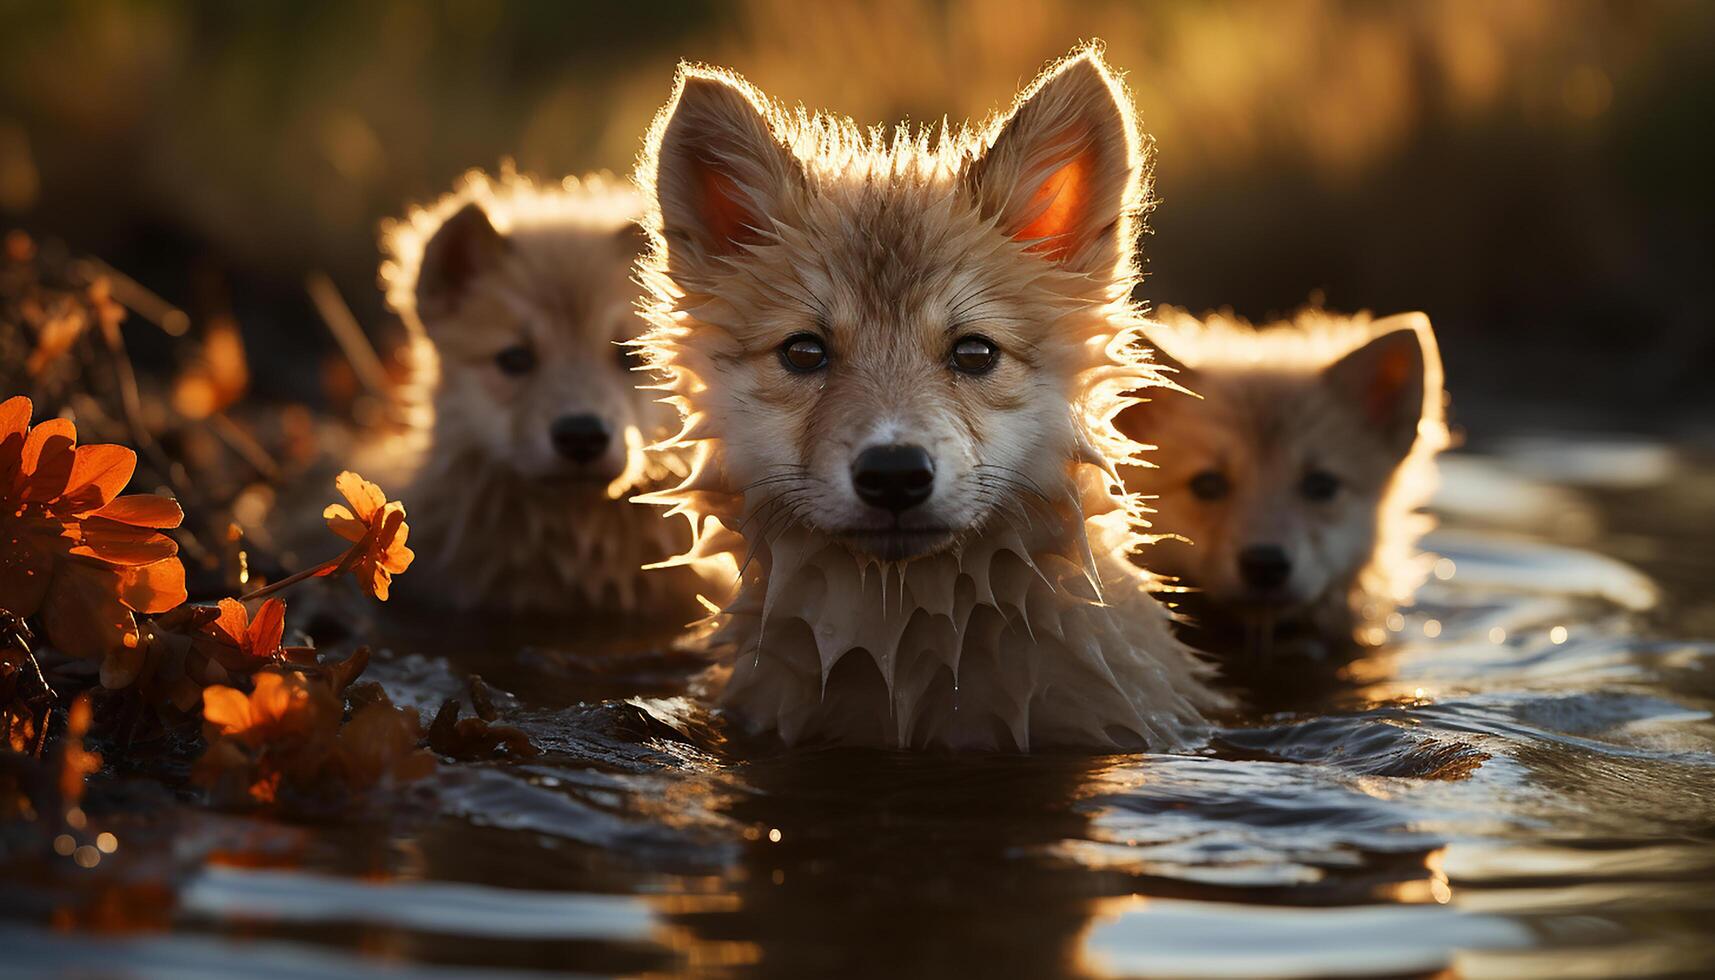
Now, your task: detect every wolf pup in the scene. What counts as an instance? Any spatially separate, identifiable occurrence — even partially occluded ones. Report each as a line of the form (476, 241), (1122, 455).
(633, 48), (1227, 750)
(1118, 306), (1447, 650)
(381, 169), (704, 614)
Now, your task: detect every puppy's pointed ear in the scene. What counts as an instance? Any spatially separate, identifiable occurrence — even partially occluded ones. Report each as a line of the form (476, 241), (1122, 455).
(966, 50), (1143, 277)
(1323, 318), (1432, 458)
(417, 202), (508, 320)
(646, 67), (802, 283)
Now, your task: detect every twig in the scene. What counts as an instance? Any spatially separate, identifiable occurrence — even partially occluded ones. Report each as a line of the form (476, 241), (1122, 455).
(306, 272), (391, 398)
(208, 411), (281, 482)
(69, 258), (190, 336)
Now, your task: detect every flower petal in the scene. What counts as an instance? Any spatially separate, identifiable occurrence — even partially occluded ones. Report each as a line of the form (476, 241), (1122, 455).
(115, 555), (188, 614)
(335, 471), (385, 523)
(247, 597), (286, 658)
(251, 673), (295, 728)
(69, 518), (180, 566)
(93, 494), (185, 529)
(0, 514), (60, 618)
(57, 444), (137, 515)
(202, 685), (254, 736)
(0, 395), (30, 442)
(40, 562), (135, 661)
(20, 419), (76, 503)
(351, 555), (390, 602)
(323, 512), (367, 543)
(0, 395), (31, 493)
(212, 597), (249, 646)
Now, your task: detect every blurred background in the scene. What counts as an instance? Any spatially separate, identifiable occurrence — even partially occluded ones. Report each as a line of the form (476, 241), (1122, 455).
(2, 0), (1712, 434)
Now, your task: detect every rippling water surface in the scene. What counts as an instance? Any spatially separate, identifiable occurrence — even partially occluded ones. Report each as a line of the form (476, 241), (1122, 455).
(5, 435), (1713, 978)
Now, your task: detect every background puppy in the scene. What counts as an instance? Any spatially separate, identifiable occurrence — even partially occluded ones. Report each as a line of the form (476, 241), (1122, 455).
(379, 169), (702, 614)
(1119, 307), (1448, 652)
(634, 48), (1227, 750)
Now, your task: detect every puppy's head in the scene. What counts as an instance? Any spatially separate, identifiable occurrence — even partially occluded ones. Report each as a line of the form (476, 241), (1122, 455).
(639, 51), (1150, 561)
(392, 178), (664, 493)
(1125, 312), (1440, 619)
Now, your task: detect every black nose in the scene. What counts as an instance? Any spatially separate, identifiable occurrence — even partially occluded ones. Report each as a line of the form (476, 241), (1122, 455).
(551, 414), (611, 464)
(1238, 545), (1292, 591)
(851, 444), (935, 513)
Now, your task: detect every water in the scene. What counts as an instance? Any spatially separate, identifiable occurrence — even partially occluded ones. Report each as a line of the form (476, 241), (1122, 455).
(4, 434), (1714, 979)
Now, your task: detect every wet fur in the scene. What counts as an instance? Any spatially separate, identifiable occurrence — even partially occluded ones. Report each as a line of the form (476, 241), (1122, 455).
(1119, 307), (1447, 648)
(379, 169), (704, 613)
(634, 48), (1226, 750)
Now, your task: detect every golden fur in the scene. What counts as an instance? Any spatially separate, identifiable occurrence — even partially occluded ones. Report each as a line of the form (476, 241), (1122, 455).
(633, 47), (1226, 750)
(378, 168), (706, 614)
(1119, 306), (1448, 647)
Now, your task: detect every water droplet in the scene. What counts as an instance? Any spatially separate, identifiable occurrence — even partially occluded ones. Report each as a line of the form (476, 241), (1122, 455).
(53, 834), (75, 856)
(1488, 627), (1506, 644)
(73, 845), (100, 868)
(1550, 626), (1568, 645)
(768, 828), (783, 843)
(1433, 558), (1456, 581)
(1423, 619), (1442, 639)
(96, 832), (118, 854)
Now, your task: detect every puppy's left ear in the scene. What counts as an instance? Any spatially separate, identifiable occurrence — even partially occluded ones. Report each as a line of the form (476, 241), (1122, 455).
(417, 202), (509, 322)
(966, 49), (1144, 278)
(1323, 315), (1436, 458)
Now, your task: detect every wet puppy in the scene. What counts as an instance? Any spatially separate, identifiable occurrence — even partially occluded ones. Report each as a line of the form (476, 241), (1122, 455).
(1118, 306), (1447, 652)
(632, 48), (1227, 750)
(380, 169), (704, 614)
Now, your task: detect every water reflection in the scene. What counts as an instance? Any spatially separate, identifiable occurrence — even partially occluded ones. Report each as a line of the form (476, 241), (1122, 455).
(690, 748), (1106, 978)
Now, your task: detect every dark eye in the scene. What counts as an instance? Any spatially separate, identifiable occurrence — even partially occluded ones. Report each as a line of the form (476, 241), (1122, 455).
(1189, 469), (1230, 501)
(1301, 469), (1341, 502)
(778, 333), (828, 373)
(495, 344), (536, 376)
(950, 335), (1000, 375)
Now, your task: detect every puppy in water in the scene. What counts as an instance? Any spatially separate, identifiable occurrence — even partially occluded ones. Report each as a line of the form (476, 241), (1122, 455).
(632, 48), (1227, 750)
(1118, 306), (1448, 653)
(379, 169), (707, 615)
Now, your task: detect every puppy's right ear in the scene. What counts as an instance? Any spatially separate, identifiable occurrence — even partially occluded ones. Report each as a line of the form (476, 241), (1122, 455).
(417, 202), (508, 320)
(645, 67), (803, 283)
(1323, 321), (1430, 459)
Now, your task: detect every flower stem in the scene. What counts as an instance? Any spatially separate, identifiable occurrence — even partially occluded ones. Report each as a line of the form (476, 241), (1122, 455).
(239, 555), (343, 602)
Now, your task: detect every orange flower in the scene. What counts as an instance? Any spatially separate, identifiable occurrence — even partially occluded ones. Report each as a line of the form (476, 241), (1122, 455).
(0, 395), (186, 683)
(320, 471), (413, 600)
(196, 670), (434, 811)
(192, 597), (287, 671)
(201, 672), (339, 751)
